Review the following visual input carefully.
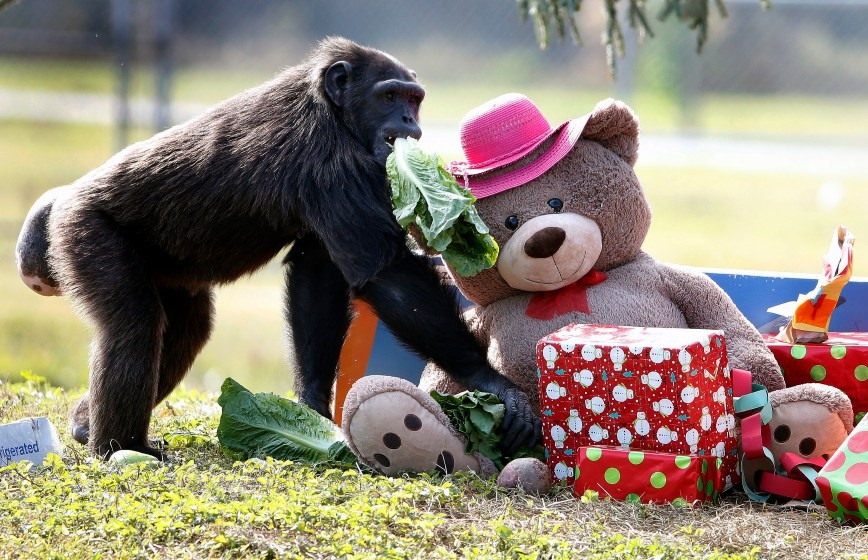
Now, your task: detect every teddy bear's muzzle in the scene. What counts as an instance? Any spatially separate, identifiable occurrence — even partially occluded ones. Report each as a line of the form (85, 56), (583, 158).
(497, 213), (602, 292)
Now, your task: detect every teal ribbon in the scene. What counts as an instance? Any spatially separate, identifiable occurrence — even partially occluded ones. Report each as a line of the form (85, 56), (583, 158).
(735, 379), (825, 503)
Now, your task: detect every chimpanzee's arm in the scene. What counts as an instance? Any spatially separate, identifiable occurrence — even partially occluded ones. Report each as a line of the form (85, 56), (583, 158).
(296, 162), (407, 289)
(284, 235), (354, 419)
(355, 248), (542, 455)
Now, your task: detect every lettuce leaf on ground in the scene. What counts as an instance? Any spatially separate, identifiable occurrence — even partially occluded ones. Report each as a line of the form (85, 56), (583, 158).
(387, 137), (499, 276)
(217, 377), (356, 465)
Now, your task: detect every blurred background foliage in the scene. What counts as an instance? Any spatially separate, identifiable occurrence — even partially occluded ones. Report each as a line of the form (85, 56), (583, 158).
(0, 0), (866, 395)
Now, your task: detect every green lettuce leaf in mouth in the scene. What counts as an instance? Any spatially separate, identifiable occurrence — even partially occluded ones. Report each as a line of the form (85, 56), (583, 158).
(387, 137), (499, 277)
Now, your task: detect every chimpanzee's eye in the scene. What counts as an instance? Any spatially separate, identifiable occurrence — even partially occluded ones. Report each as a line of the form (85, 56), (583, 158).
(504, 215), (519, 231)
(385, 92), (396, 103)
(548, 198), (564, 213)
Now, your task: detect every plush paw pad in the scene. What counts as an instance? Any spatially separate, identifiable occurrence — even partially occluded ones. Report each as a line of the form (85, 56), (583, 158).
(767, 384), (854, 462)
(342, 376), (486, 476)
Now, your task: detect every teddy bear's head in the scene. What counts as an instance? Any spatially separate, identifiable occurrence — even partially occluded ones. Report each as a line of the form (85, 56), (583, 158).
(447, 95), (651, 306)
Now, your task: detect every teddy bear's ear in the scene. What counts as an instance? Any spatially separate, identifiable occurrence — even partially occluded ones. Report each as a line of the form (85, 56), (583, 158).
(580, 98), (640, 166)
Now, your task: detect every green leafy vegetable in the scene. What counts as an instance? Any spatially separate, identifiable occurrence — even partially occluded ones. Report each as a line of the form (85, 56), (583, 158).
(431, 390), (547, 470)
(216, 377), (356, 465)
(387, 137), (499, 276)
(108, 450), (159, 466)
(430, 390), (507, 469)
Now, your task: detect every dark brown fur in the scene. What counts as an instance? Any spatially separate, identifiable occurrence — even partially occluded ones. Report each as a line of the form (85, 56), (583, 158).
(17, 37), (541, 459)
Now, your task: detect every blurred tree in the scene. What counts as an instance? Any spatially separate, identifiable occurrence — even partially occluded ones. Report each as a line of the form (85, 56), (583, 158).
(516, 0), (771, 75)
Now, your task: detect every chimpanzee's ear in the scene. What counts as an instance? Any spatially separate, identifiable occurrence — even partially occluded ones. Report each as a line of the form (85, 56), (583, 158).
(324, 61), (353, 108)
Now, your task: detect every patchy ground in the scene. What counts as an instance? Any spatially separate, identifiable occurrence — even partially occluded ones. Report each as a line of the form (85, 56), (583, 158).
(1, 373), (866, 559)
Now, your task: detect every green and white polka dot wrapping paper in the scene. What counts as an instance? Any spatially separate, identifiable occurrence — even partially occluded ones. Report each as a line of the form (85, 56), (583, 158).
(817, 415), (868, 523)
(574, 446), (723, 504)
(764, 333), (868, 418)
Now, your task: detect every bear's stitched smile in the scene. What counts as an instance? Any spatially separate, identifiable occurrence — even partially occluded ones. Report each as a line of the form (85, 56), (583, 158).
(523, 251), (586, 286)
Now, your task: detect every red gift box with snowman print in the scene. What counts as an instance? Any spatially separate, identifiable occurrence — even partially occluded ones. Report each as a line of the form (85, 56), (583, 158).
(536, 324), (738, 491)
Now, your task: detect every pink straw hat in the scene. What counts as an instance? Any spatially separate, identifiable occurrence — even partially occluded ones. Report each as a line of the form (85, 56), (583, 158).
(449, 93), (590, 199)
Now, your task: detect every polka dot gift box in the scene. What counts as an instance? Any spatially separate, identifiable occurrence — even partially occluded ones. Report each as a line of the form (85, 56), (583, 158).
(575, 446), (723, 504)
(536, 323), (738, 492)
(764, 333), (868, 419)
(816, 415), (868, 523)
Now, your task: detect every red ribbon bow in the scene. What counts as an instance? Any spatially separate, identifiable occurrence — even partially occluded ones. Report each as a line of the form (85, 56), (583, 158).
(525, 270), (608, 320)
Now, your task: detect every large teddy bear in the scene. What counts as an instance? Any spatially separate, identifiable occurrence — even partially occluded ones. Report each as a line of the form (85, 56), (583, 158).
(342, 94), (853, 490)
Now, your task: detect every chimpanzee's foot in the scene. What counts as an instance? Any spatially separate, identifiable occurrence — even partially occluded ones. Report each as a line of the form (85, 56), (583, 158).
(69, 393), (91, 444)
(71, 424), (90, 445)
(70, 392), (166, 460)
(73, 427), (165, 461)
(299, 391), (333, 421)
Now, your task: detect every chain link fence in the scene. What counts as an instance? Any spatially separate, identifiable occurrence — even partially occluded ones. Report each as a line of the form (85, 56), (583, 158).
(2, 0), (867, 133)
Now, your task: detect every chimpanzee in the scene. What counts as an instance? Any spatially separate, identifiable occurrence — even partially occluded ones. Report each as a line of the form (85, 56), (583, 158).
(15, 37), (541, 460)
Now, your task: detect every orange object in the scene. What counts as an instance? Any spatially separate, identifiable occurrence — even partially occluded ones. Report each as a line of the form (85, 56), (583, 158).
(792, 226), (854, 333)
(331, 300), (379, 425)
(778, 226), (855, 343)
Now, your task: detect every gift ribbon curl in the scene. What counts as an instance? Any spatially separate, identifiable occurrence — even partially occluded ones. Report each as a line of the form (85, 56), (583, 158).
(732, 368), (826, 503)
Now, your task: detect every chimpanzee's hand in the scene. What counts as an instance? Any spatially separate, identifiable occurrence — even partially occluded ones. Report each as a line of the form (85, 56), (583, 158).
(495, 386), (542, 457)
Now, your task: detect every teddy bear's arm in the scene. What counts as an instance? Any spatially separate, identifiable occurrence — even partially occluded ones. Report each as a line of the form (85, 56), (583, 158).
(658, 263), (785, 391)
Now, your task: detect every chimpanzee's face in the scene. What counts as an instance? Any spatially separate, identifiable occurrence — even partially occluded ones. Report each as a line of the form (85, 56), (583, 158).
(324, 56), (425, 165)
(365, 73), (424, 164)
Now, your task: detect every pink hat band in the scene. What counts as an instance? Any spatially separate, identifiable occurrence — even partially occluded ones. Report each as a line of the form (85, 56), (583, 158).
(449, 93), (590, 199)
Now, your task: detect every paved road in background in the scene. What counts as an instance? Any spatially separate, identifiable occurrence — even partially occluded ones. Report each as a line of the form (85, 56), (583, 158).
(2, 88), (866, 179)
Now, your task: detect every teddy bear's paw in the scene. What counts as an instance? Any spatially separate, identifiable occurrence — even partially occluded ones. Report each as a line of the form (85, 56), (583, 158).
(341, 375), (496, 477)
(741, 383), (854, 498)
(767, 383), (854, 462)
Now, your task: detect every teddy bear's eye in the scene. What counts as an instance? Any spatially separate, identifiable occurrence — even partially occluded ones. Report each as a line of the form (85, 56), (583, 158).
(504, 215), (520, 231)
(548, 198), (564, 213)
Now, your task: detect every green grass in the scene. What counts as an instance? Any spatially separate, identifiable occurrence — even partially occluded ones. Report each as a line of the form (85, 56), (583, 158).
(697, 95), (868, 140)
(0, 58), (117, 94)
(3, 374), (867, 560)
(639, 166), (868, 273)
(0, 120), (115, 221)
(424, 82), (868, 141)
(0, 57), (272, 105)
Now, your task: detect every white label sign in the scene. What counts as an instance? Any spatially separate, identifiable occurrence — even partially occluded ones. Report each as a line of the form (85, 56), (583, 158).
(0, 417), (63, 469)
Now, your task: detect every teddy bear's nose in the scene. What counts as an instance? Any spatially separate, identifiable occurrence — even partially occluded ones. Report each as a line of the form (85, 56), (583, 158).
(524, 227), (566, 259)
